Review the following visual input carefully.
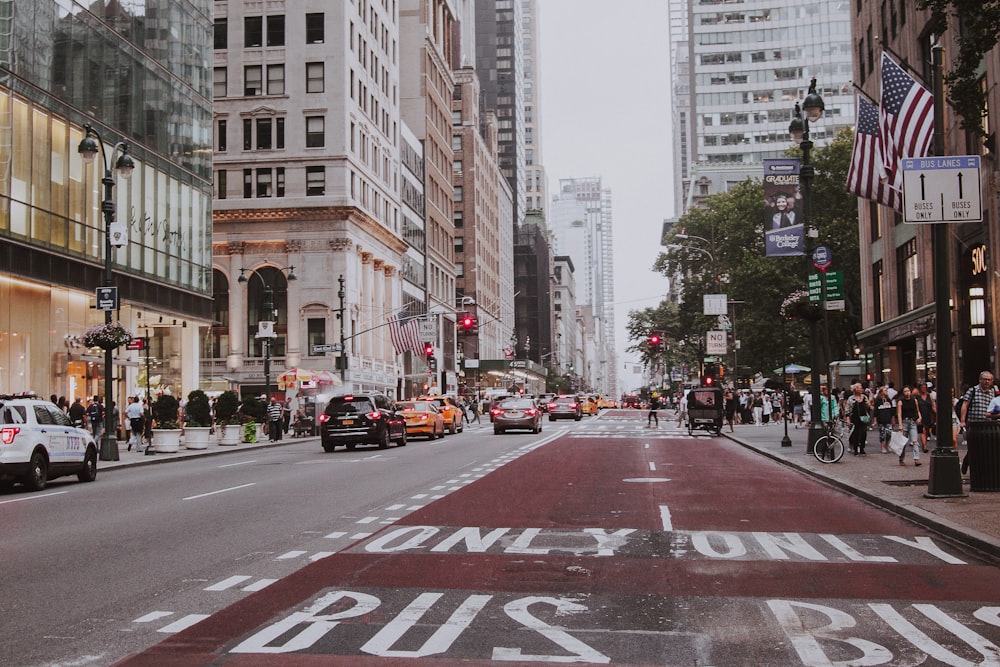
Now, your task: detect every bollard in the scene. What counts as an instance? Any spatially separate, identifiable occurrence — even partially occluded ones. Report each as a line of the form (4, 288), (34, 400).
(924, 447), (966, 499)
(966, 420), (1000, 492)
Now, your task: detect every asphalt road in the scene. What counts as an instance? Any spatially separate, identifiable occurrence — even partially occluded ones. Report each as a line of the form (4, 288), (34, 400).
(6, 412), (1000, 666)
(0, 423), (535, 667)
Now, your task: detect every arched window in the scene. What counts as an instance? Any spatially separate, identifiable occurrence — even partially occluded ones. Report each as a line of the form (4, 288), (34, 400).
(245, 266), (291, 357)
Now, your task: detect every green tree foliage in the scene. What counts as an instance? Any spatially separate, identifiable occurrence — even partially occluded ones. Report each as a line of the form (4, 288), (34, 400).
(918, 0), (1000, 139)
(628, 129), (863, 383)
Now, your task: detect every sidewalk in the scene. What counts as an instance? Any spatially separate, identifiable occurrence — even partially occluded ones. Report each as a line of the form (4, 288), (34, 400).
(723, 419), (1000, 561)
(96, 433), (315, 471)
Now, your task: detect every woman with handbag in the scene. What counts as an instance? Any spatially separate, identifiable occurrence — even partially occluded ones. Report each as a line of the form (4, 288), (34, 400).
(895, 385), (922, 466)
(846, 383), (871, 455)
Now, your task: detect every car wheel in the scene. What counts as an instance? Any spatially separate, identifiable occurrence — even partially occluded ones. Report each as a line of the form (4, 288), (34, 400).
(575, 415), (581, 421)
(322, 440), (335, 453)
(448, 420), (456, 435)
(494, 427), (504, 435)
(378, 428), (390, 449)
(24, 450), (48, 492)
(346, 443), (357, 451)
(77, 447), (98, 483)
(397, 429), (407, 446)
(437, 425), (445, 439)
(549, 415), (555, 422)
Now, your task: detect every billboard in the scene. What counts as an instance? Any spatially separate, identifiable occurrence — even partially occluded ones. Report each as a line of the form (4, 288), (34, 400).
(763, 158), (804, 257)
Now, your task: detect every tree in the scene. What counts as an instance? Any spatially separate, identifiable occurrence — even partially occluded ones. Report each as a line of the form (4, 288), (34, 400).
(918, 0), (1000, 139)
(628, 129), (863, 382)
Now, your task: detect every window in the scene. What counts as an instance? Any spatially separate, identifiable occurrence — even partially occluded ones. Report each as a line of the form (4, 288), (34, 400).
(454, 211), (463, 228)
(306, 13), (324, 43)
(452, 135), (462, 151)
(453, 186), (462, 202)
(454, 237), (464, 254)
(245, 65), (262, 96)
(306, 116), (325, 148)
(213, 67), (227, 98)
(214, 18), (228, 49)
(256, 169), (272, 197)
(266, 14), (285, 46)
(217, 170), (227, 200)
(896, 238), (918, 313)
(276, 167), (285, 197)
(243, 168), (253, 198)
(308, 318), (326, 349)
(306, 62), (324, 93)
(872, 259), (883, 323)
(306, 166), (325, 196)
(256, 118), (272, 149)
(242, 118), (252, 150)
(275, 118), (285, 149)
(266, 64), (284, 95)
(245, 16), (263, 47)
(216, 119), (227, 152)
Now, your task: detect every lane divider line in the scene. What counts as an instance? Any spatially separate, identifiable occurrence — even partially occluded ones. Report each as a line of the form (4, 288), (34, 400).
(660, 504), (673, 531)
(183, 483), (256, 501)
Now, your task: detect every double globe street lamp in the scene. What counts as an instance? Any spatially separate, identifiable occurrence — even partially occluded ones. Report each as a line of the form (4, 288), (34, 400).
(78, 124), (135, 461)
(238, 266), (297, 406)
(788, 78), (826, 453)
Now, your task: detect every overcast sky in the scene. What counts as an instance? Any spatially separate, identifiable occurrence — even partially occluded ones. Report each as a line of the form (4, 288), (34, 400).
(537, 0), (673, 392)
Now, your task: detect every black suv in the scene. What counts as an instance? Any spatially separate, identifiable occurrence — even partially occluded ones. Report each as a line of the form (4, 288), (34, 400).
(318, 393), (407, 452)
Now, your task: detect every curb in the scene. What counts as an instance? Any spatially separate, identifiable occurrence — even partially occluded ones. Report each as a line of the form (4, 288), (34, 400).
(724, 432), (1000, 564)
(98, 436), (317, 472)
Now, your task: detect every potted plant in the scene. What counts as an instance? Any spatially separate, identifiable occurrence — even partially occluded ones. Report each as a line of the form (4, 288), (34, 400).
(151, 393), (181, 453)
(240, 394), (266, 443)
(214, 390), (241, 446)
(183, 389), (212, 450)
(780, 289), (822, 322)
(83, 321), (133, 350)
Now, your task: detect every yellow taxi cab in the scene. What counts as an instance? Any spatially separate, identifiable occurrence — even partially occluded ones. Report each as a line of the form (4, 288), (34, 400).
(417, 395), (464, 434)
(578, 394), (598, 415)
(397, 400), (445, 439)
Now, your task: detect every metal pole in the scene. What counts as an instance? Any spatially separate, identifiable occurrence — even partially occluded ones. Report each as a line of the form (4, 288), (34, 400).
(100, 167), (119, 461)
(802, 118), (824, 455)
(144, 332), (153, 454)
(337, 275), (346, 383)
(781, 318), (792, 447)
(263, 285), (273, 403)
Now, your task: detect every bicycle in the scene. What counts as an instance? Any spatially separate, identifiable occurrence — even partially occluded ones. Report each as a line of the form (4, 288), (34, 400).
(813, 420), (850, 463)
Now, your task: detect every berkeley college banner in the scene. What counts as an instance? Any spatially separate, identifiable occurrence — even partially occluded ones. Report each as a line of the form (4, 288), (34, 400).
(763, 158), (804, 257)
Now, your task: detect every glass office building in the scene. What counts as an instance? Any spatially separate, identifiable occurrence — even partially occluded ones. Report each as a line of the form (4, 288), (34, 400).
(0, 0), (213, 400)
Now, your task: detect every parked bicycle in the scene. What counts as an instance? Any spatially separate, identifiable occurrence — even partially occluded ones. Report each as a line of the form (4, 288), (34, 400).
(813, 420), (852, 463)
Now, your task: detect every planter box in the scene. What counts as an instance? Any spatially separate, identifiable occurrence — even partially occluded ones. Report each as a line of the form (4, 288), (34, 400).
(217, 424), (241, 446)
(152, 429), (182, 453)
(183, 426), (212, 450)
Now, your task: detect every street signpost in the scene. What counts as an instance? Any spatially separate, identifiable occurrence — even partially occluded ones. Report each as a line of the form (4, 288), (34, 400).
(311, 344), (335, 354)
(703, 294), (727, 316)
(96, 287), (119, 311)
(901, 155), (982, 223)
(706, 330), (727, 355)
(809, 271), (844, 311)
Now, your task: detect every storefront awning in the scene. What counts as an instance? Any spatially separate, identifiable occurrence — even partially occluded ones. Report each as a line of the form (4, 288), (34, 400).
(856, 303), (935, 349)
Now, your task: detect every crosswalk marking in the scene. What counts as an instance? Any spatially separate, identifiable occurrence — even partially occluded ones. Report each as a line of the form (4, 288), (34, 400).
(157, 614), (209, 633)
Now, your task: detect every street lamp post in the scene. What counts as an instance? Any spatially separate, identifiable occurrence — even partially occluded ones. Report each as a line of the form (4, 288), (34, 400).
(78, 124), (135, 462)
(337, 275), (347, 383)
(238, 266), (297, 402)
(789, 78), (825, 454)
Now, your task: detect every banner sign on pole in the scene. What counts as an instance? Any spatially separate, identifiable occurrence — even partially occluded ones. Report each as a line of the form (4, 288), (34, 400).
(763, 158), (805, 257)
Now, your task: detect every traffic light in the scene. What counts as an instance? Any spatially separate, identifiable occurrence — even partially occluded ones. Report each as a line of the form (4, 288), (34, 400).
(704, 363), (716, 386)
(458, 313), (477, 333)
(648, 332), (662, 348)
(423, 342), (434, 358)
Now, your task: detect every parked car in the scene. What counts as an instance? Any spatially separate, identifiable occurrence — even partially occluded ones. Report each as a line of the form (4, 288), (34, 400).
(397, 400), (445, 439)
(492, 398), (543, 434)
(0, 394), (99, 491)
(317, 393), (406, 452)
(417, 395), (463, 434)
(547, 395), (583, 421)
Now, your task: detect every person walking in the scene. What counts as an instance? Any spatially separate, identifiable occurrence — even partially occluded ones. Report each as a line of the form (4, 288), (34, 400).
(845, 382), (871, 455)
(267, 397), (284, 443)
(646, 392), (659, 428)
(752, 392), (764, 426)
(125, 396), (144, 452)
(872, 385), (896, 453)
(87, 396), (105, 441)
(724, 387), (737, 433)
(68, 396), (87, 429)
(676, 390), (688, 427)
(761, 392), (773, 425)
(896, 386), (922, 466)
(915, 382), (936, 452)
(959, 371), (996, 432)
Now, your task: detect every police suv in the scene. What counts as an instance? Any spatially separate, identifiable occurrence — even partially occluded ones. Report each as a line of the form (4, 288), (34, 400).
(0, 394), (99, 491)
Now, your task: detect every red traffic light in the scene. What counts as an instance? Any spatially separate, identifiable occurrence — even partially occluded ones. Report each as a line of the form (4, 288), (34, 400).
(460, 315), (474, 330)
(648, 333), (661, 347)
(423, 342), (434, 357)
(704, 375), (714, 386)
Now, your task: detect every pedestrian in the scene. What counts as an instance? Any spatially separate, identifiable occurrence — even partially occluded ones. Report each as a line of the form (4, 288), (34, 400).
(646, 392), (659, 428)
(676, 390), (688, 427)
(819, 385), (839, 426)
(87, 396), (104, 440)
(895, 385), (922, 466)
(267, 397), (283, 442)
(762, 392), (773, 424)
(724, 387), (737, 432)
(915, 382), (936, 452)
(845, 382), (871, 455)
(125, 396), (144, 452)
(959, 370), (996, 431)
(68, 396), (86, 428)
(752, 392), (764, 426)
(282, 398), (292, 434)
(872, 385), (896, 453)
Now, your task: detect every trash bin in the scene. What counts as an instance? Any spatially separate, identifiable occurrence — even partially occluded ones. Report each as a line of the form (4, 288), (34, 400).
(964, 421), (1000, 492)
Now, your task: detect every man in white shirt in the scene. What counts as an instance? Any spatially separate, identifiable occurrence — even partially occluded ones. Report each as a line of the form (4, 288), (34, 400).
(124, 396), (144, 452)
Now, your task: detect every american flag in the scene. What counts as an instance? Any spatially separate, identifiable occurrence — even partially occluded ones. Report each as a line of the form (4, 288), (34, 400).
(386, 313), (422, 356)
(879, 52), (934, 211)
(846, 95), (895, 208)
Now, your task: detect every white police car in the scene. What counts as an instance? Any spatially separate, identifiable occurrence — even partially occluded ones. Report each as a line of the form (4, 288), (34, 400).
(0, 394), (99, 491)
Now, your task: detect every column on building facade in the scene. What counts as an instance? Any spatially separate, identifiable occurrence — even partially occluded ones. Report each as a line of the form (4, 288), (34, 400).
(373, 259), (386, 361)
(361, 251), (374, 359)
(227, 249), (245, 373)
(383, 265), (397, 365)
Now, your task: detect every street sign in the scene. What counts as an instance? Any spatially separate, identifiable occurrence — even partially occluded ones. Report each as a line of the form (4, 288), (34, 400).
(808, 271), (842, 303)
(703, 294), (727, 316)
(418, 316), (437, 340)
(509, 360), (527, 368)
(717, 314), (732, 331)
(901, 155), (982, 223)
(126, 338), (144, 351)
(706, 330), (727, 355)
(812, 245), (832, 271)
(96, 287), (119, 311)
(311, 344), (334, 354)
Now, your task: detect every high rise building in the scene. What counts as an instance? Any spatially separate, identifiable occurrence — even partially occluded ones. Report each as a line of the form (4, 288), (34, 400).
(672, 1), (855, 212)
(521, 0), (548, 213)
(548, 177), (616, 397)
(211, 1), (407, 396)
(0, 0), (213, 399)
